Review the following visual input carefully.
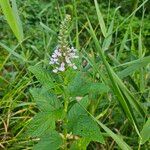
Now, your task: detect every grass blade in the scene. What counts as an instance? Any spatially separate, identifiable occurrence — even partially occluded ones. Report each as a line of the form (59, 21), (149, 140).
(94, 0), (107, 37)
(0, 0), (23, 42)
(86, 17), (142, 136)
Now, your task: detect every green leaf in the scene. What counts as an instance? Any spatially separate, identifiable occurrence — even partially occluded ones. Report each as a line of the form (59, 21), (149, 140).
(0, 0), (23, 42)
(102, 9), (117, 51)
(67, 72), (90, 96)
(87, 16), (143, 136)
(102, 19), (113, 51)
(96, 120), (131, 150)
(28, 64), (54, 90)
(33, 131), (63, 150)
(0, 42), (26, 61)
(89, 83), (109, 93)
(67, 72), (109, 96)
(30, 88), (62, 112)
(26, 110), (63, 137)
(72, 114), (104, 144)
(67, 96), (90, 131)
(94, 0), (107, 37)
(140, 118), (150, 144)
(40, 22), (57, 35)
(76, 101), (132, 150)
(70, 138), (90, 150)
(117, 56), (150, 79)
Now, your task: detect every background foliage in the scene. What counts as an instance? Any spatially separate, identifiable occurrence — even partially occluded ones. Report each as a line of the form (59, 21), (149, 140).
(0, 0), (150, 149)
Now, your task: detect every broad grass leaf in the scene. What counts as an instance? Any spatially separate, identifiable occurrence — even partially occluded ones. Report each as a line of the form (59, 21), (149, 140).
(94, 0), (107, 37)
(33, 131), (63, 150)
(26, 109), (63, 137)
(0, 42), (26, 62)
(87, 16), (143, 136)
(72, 114), (104, 144)
(102, 18), (114, 51)
(117, 56), (150, 79)
(0, 0), (23, 42)
(96, 120), (131, 150)
(30, 88), (61, 112)
(28, 64), (54, 90)
(140, 118), (150, 144)
(67, 96), (90, 131)
(40, 22), (57, 35)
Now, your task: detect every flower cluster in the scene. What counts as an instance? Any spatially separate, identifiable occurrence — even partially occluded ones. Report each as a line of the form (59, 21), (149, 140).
(49, 46), (78, 73)
(49, 14), (78, 73)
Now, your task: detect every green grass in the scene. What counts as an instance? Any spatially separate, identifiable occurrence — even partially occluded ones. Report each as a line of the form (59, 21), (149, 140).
(0, 0), (150, 149)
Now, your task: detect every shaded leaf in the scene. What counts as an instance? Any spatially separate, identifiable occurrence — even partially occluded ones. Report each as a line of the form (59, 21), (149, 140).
(76, 101), (132, 150)
(67, 72), (90, 96)
(67, 72), (109, 96)
(72, 114), (104, 144)
(33, 131), (63, 150)
(67, 96), (90, 131)
(28, 64), (54, 90)
(26, 109), (63, 137)
(30, 88), (61, 112)
(117, 56), (150, 79)
(140, 118), (150, 144)
(70, 138), (90, 150)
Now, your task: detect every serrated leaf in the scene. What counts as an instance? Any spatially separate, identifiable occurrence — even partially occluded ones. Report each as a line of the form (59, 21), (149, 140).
(89, 83), (109, 93)
(72, 114), (104, 144)
(140, 118), (150, 144)
(67, 72), (108, 96)
(26, 109), (63, 137)
(30, 88), (61, 112)
(75, 98), (132, 150)
(33, 131), (63, 150)
(28, 64), (54, 90)
(67, 96), (90, 131)
(67, 72), (90, 96)
(70, 138), (90, 150)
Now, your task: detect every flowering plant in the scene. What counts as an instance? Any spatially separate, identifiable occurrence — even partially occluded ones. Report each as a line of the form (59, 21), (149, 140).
(25, 14), (108, 149)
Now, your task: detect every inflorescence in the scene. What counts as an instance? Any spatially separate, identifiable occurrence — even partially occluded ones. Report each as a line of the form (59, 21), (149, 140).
(49, 14), (78, 73)
(49, 46), (78, 73)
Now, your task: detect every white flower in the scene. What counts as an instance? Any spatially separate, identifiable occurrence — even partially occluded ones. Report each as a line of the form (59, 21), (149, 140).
(65, 56), (71, 64)
(53, 68), (58, 73)
(49, 46), (78, 73)
(49, 60), (54, 64)
(54, 49), (62, 56)
(58, 62), (65, 71)
(52, 53), (57, 58)
(73, 65), (77, 70)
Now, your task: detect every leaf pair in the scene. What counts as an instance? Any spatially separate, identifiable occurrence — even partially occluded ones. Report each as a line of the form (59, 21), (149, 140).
(68, 96), (104, 149)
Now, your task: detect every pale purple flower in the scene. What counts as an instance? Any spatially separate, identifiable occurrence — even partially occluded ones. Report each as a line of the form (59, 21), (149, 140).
(58, 62), (65, 71)
(49, 46), (78, 73)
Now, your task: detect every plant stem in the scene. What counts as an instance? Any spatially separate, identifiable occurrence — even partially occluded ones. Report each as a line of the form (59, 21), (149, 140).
(63, 92), (69, 150)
